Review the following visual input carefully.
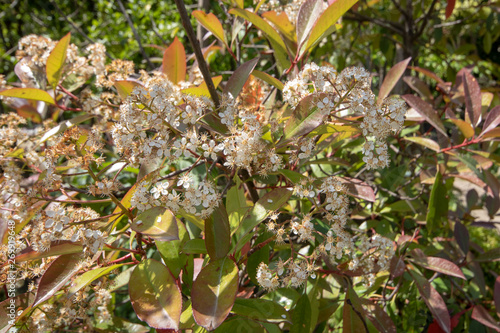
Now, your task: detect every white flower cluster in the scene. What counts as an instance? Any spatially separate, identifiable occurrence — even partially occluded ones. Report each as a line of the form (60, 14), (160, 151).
(256, 259), (315, 291)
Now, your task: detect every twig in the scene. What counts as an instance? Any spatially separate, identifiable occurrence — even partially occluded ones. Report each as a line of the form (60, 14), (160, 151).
(174, 0), (220, 109)
(116, 0), (154, 70)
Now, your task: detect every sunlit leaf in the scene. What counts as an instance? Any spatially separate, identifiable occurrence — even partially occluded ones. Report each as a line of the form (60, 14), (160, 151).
(214, 316), (267, 332)
(205, 204), (231, 259)
(377, 57), (411, 103)
(262, 11), (296, 42)
(163, 36), (186, 85)
(481, 105), (500, 136)
(231, 298), (291, 323)
(463, 71), (482, 127)
(252, 70), (284, 90)
(16, 104), (42, 123)
(449, 119), (474, 139)
(182, 239), (208, 254)
(69, 264), (126, 296)
(156, 218), (189, 278)
(11, 241), (83, 264)
(471, 305), (500, 332)
(46, 32), (71, 88)
(426, 169), (448, 234)
(304, 0), (358, 54)
(227, 176), (250, 233)
(404, 136), (440, 152)
(95, 317), (150, 333)
(182, 76), (222, 97)
(192, 257), (239, 330)
(409, 270), (451, 333)
(402, 95), (448, 137)
(193, 10), (227, 44)
(114, 79), (143, 99)
(296, 0), (323, 55)
(39, 114), (95, 143)
(0, 88), (55, 105)
(229, 8), (291, 72)
(131, 207), (179, 241)
(33, 253), (85, 308)
(410, 255), (466, 280)
(283, 93), (329, 141)
(129, 259), (182, 330)
(224, 58), (259, 98)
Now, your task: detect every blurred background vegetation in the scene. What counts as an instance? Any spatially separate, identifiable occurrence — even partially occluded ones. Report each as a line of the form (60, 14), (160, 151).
(1, 0), (499, 92)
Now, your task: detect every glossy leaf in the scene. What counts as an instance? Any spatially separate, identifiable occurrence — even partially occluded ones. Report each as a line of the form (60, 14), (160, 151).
(402, 95), (448, 137)
(410, 255), (465, 280)
(131, 207), (179, 241)
(114, 79), (143, 99)
(226, 176), (250, 233)
(409, 270), (451, 333)
(449, 119), (474, 139)
(163, 36), (186, 85)
(205, 204), (231, 259)
(192, 257), (239, 330)
(33, 253), (85, 308)
(283, 93), (329, 141)
(471, 305), (500, 332)
(183, 239), (208, 254)
(426, 169), (447, 234)
(404, 137), (440, 152)
(262, 11), (296, 42)
(46, 32), (71, 88)
(231, 298), (291, 323)
(234, 188), (292, 252)
(192, 10), (227, 44)
(229, 8), (290, 72)
(296, 0), (323, 54)
(156, 218), (189, 278)
(0, 88), (56, 105)
(39, 114), (95, 143)
(290, 293), (312, 333)
(463, 71), (482, 127)
(482, 127), (500, 140)
(69, 264), (126, 296)
(304, 0), (358, 53)
(129, 259), (182, 330)
(224, 58), (259, 98)
(481, 105), (500, 136)
(252, 70), (284, 90)
(377, 57), (411, 104)
(12, 240), (83, 264)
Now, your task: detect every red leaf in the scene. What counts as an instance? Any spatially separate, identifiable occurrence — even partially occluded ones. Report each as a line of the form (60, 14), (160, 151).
(445, 0), (456, 19)
(338, 176), (376, 202)
(410, 255), (466, 280)
(471, 305), (500, 332)
(481, 105), (500, 136)
(463, 71), (482, 127)
(162, 36), (186, 84)
(378, 57), (411, 103)
(223, 57), (259, 99)
(494, 276), (500, 318)
(402, 94), (448, 137)
(409, 270), (451, 333)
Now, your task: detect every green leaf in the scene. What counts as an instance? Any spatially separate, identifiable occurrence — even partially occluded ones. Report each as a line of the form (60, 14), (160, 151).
(229, 8), (290, 73)
(304, 0), (358, 54)
(182, 76), (223, 97)
(193, 10), (227, 45)
(426, 169), (448, 234)
(163, 36), (186, 85)
(231, 298), (291, 323)
(132, 207), (179, 241)
(214, 316), (266, 332)
(308, 123), (360, 136)
(234, 188), (292, 253)
(114, 79), (143, 99)
(205, 204), (231, 259)
(475, 247), (500, 262)
(46, 32), (71, 88)
(69, 264), (126, 296)
(156, 218), (189, 278)
(252, 70), (284, 90)
(296, 0), (323, 56)
(129, 259), (182, 330)
(290, 293), (312, 333)
(402, 95), (448, 137)
(343, 287), (367, 333)
(223, 58), (259, 98)
(182, 239), (208, 254)
(33, 253), (85, 308)
(404, 137), (440, 152)
(94, 317), (150, 333)
(192, 257), (239, 330)
(0, 87), (56, 105)
(409, 270), (451, 333)
(377, 57), (411, 103)
(39, 114), (95, 143)
(226, 176), (250, 233)
(283, 93), (329, 141)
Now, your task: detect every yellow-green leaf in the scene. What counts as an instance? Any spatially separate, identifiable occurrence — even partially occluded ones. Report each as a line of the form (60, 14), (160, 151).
(304, 0), (358, 55)
(449, 119), (474, 139)
(46, 32), (71, 88)
(182, 76), (223, 97)
(193, 10), (227, 45)
(229, 8), (291, 73)
(404, 137), (440, 152)
(131, 207), (179, 241)
(0, 88), (55, 105)
(252, 70), (284, 90)
(262, 11), (297, 42)
(114, 80), (143, 99)
(163, 36), (186, 85)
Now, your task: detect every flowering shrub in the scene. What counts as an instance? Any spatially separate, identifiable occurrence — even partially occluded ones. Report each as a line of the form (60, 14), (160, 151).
(1, 0), (500, 332)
